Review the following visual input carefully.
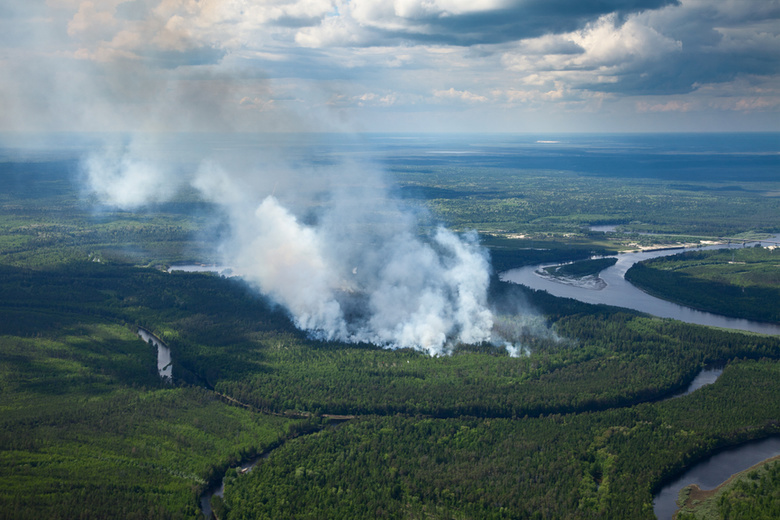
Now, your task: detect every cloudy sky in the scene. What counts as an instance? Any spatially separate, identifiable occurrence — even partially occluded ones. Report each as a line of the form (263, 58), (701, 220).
(1, 0), (779, 133)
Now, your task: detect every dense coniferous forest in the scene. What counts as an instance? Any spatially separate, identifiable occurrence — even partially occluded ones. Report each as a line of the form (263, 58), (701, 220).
(544, 257), (618, 278)
(626, 247), (780, 323)
(1, 137), (780, 519)
(674, 458), (780, 519)
(714, 460), (780, 519)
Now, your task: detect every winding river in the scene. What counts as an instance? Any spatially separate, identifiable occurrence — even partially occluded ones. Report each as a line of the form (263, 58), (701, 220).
(500, 238), (780, 519)
(653, 437), (780, 520)
(166, 239), (780, 518)
(200, 453), (269, 519)
(500, 239), (780, 336)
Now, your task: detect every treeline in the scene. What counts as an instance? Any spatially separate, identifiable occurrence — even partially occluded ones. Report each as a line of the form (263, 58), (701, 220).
(716, 460), (780, 519)
(220, 360), (780, 520)
(213, 304), (780, 419)
(0, 261), (299, 385)
(4, 261), (778, 422)
(625, 247), (780, 323)
(546, 257), (618, 278)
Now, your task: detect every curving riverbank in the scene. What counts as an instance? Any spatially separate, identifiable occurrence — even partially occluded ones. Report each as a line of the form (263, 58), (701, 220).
(653, 436), (780, 520)
(199, 417), (353, 519)
(133, 327), (350, 519)
(676, 454), (780, 517)
(137, 327), (173, 381)
(500, 241), (780, 335)
(662, 367), (723, 402)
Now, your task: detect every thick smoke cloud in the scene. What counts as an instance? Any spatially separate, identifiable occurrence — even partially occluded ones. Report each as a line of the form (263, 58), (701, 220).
(84, 138), (498, 356)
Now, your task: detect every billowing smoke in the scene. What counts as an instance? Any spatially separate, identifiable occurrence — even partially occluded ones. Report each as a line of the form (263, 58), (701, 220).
(83, 137), (496, 355)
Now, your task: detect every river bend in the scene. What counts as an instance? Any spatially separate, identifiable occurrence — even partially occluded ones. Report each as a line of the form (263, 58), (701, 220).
(500, 241), (780, 335)
(653, 437), (780, 520)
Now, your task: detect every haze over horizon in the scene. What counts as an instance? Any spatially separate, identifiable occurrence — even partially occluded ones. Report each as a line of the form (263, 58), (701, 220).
(1, 0), (778, 134)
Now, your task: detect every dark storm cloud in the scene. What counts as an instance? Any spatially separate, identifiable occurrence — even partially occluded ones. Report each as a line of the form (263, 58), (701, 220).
(585, 47), (780, 96)
(574, 2), (780, 95)
(355, 0), (679, 46)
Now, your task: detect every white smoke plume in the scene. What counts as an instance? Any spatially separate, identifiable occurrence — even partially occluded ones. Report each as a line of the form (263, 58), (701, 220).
(84, 138), (495, 355)
(82, 142), (183, 207)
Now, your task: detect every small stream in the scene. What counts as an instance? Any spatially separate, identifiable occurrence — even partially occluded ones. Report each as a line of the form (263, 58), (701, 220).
(200, 450), (273, 519)
(137, 327), (173, 382)
(663, 367), (723, 401)
(199, 418), (353, 519)
(134, 326), (349, 519)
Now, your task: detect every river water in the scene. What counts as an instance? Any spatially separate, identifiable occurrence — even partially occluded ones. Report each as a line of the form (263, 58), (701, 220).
(500, 240), (780, 336)
(499, 240), (780, 519)
(653, 437), (780, 520)
(200, 453), (270, 519)
(171, 242), (779, 518)
(137, 328), (173, 381)
(664, 367), (724, 401)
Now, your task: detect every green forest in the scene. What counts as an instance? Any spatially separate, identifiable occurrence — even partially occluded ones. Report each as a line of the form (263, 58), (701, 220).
(675, 458), (780, 520)
(626, 247), (780, 323)
(1, 145), (780, 519)
(544, 257), (618, 279)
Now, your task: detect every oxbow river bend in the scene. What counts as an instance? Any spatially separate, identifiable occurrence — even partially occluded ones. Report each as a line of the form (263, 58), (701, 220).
(500, 240), (780, 336)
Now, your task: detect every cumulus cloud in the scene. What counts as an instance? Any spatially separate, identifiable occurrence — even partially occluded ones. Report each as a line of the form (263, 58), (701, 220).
(298, 0), (678, 47)
(434, 87), (488, 103)
(492, 0), (780, 104)
(1, 0), (778, 132)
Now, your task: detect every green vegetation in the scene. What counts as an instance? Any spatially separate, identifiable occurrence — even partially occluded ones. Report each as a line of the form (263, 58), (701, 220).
(3, 258), (779, 518)
(0, 311), (303, 519)
(716, 459), (780, 519)
(212, 306), (780, 418)
(544, 257), (618, 278)
(1, 142), (780, 519)
(392, 164), (780, 240)
(626, 247), (780, 323)
(483, 234), (617, 273)
(221, 360), (780, 520)
(676, 458), (780, 520)
(0, 158), (216, 269)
